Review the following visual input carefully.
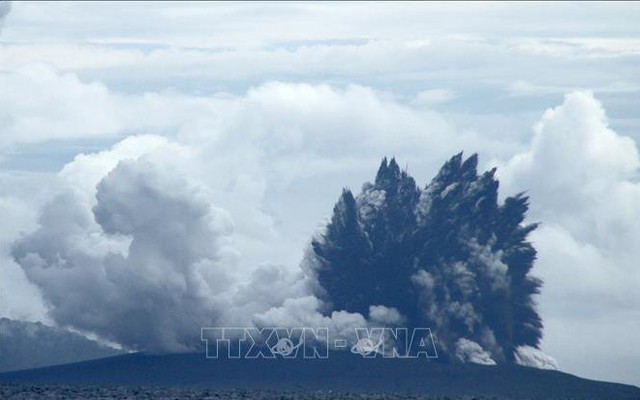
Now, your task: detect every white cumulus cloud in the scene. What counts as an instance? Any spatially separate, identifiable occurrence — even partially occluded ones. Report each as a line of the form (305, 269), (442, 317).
(498, 91), (640, 384)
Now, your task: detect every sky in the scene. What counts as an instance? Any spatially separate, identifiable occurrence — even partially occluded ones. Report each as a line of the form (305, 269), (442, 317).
(1, 1), (639, 386)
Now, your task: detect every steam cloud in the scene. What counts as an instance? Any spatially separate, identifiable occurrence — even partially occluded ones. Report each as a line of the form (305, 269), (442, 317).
(13, 159), (238, 352)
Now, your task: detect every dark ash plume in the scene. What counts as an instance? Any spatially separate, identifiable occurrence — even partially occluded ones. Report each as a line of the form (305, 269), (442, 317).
(310, 153), (543, 363)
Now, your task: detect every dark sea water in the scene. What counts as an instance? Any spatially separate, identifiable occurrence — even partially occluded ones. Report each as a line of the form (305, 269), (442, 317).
(0, 384), (493, 400)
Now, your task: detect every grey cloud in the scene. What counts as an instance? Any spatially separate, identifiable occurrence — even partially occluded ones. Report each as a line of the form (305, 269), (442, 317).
(12, 159), (238, 352)
(10, 154), (375, 353)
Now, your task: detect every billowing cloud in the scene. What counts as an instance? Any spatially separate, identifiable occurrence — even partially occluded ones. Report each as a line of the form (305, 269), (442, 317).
(12, 158), (238, 352)
(500, 91), (638, 226)
(514, 345), (558, 370)
(498, 91), (640, 384)
(454, 338), (496, 366)
(253, 296), (368, 344)
(8, 136), (386, 353)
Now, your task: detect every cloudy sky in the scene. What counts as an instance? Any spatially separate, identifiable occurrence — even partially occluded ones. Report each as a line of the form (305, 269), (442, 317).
(1, 1), (639, 386)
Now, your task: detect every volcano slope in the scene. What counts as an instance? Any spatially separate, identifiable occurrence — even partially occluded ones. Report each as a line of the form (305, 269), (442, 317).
(2, 351), (640, 399)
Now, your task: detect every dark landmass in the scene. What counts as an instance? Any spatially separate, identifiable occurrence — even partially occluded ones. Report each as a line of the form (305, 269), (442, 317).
(2, 352), (639, 400)
(0, 318), (124, 372)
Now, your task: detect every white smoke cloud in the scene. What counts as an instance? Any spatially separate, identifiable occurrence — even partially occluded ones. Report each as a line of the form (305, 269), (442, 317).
(253, 298), (407, 349)
(253, 296), (368, 345)
(410, 270), (436, 291)
(59, 135), (173, 198)
(514, 345), (558, 370)
(468, 239), (509, 292)
(454, 338), (496, 366)
(368, 305), (405, 326)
